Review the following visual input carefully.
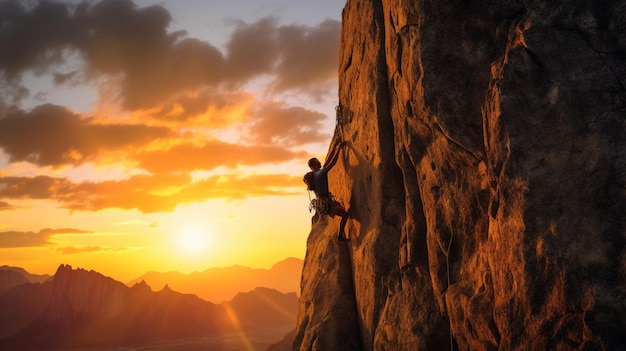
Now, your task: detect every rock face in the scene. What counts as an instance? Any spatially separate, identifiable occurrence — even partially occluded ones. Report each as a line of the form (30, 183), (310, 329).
(294, 1), (626, 350)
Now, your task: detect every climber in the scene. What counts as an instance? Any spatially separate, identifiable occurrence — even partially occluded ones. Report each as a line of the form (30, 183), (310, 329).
(304, 140), (349, 241)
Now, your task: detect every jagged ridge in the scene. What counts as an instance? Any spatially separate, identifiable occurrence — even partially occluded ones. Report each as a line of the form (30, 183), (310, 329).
(0, 264), (298, 350)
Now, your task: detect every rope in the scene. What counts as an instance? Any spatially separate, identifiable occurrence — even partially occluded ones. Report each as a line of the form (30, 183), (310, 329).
(307, 190), (314, 213)
(335, 102), (348, 206)
(445, 230), (455, 351)
(335, 102), (350, 235)
(335, 103), (344, 142)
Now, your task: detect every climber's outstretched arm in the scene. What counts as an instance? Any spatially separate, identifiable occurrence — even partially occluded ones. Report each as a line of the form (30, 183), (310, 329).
(323, 140), (345, 171)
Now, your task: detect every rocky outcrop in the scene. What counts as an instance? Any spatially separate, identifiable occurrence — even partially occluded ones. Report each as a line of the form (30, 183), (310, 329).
(295, 1), (626, 350)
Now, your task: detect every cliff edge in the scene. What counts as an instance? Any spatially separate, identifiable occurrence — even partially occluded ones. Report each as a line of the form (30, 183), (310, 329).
(294, 1), (625, 350)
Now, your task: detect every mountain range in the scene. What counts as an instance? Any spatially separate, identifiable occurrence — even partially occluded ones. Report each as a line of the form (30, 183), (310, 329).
(127, 257), (303, 303)
(0, 263), (299, 350)
(0, 265), (51, 295)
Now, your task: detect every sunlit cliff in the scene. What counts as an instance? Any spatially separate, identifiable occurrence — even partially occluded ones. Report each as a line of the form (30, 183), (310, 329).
(292, 0), (626, 350)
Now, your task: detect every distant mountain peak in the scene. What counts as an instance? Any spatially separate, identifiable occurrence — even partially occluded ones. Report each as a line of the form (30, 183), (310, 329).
(126, 258), (303, 303)
(130, 280), (152, 292)
(0, 265), (51, 284)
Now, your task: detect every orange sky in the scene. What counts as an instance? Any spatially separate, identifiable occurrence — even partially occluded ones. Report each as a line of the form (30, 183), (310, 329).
(0, 0), (343, 282)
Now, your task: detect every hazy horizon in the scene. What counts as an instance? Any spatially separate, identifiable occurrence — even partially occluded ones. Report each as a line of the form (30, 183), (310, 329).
(3, 255), (304, 285)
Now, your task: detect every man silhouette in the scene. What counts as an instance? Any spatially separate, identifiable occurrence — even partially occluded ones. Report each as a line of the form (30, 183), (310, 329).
(306, 141), (349, 241)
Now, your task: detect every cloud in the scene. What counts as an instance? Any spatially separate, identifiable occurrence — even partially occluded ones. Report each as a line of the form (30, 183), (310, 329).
(0, 227), (93, 248)
(246, 101), (331, 146)
(136, 139), (306, 174)
(0, 104), (171, 167)
(147, 90), (254, 126)
(226, 16), (340, 97)
(225, 17), (281, 85)
(270, 19), (341, 95)
(0, 0), (78, 79)
(0, 173), (303, 213)
(58, 245), (103, 254)
(0, 201), (14, 210)
(0, 0), (224, 110)
(0, 175), (66, 199)
(0, 100), (316, 173)
(0, 0), (340, 110)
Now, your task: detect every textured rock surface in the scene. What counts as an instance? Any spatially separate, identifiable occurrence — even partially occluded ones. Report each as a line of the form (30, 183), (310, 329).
(294, 0), (626, 350)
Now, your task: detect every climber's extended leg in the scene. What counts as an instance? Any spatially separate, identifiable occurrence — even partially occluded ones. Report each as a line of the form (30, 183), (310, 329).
(329, 202), (349, 241)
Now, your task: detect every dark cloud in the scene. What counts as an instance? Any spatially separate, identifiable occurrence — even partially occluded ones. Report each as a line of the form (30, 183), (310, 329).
(0, 175), (66, 199)
(0, 230), (50, 247)
(0, 104), (171, 167)
(75, 0), (227, 110)
(226, 17), (340, 97)
(225, 17), (281, 85)
(0, 0), (226, 109)
(271, 19), (341, 95)
(246, 101), (331, 146)
(0, 173), (303, 213)
(0, 227), (93, 248)
(0, 0), (78, 79)
(0, 0), (339, 110)
(0, 201), (15, 210)
(53, 70), (80, 85)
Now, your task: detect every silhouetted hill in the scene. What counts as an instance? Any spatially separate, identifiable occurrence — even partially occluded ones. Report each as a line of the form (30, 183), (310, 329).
(0, 270), (27, 296)
(0, 266), (51, 296)
(224, 287), (298, 330)
(0, 265), (298, 350)
(128, 257), (303, 303)
(0, 279), (52, 339)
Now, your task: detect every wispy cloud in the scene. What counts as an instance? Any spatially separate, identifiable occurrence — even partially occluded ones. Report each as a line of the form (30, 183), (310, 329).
(135, 140), (307, 174)
(0, 228), (93, 248)
(57, 245), (104, 254)
(0, 201), (14, 211)
(0, 173), (302, 213)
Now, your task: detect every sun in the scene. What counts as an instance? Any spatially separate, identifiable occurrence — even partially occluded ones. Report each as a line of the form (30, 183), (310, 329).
(176, 223), (211, 254)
